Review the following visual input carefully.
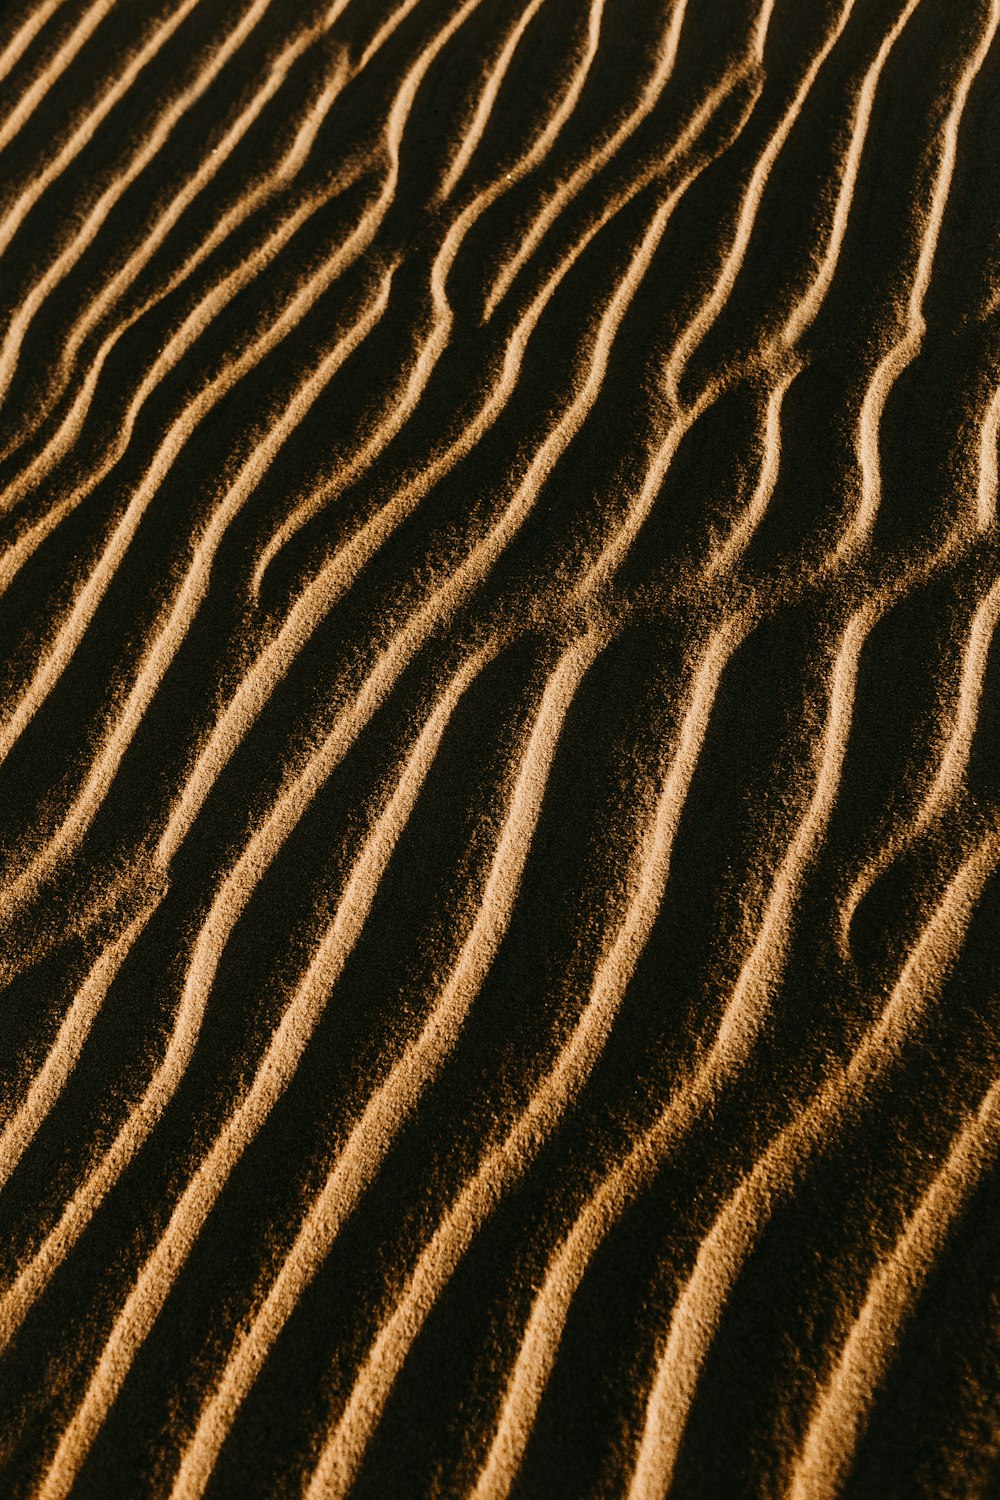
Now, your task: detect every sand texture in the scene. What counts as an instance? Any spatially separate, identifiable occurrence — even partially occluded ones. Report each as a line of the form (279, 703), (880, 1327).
(0, 0), (999, 1495)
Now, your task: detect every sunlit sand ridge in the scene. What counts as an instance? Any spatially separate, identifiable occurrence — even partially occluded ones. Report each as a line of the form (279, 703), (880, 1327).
(1, 0), (998, 1495)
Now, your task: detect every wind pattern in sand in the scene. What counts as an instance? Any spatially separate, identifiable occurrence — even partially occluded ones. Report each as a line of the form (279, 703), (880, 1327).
(1, 0), (999, 1495)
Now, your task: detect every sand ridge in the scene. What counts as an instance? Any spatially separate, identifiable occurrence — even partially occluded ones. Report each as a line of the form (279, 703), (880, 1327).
(0, 0), (998, 1495)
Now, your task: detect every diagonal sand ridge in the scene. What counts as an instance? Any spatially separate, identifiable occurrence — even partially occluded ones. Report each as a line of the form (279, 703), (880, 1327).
(2, 1), (998, 1495)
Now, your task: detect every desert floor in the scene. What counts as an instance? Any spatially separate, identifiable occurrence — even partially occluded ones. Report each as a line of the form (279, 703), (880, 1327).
(0, 1), (998, 1496)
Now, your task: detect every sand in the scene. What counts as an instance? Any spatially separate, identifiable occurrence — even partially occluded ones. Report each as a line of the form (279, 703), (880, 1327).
(0, 0), (998, 1495)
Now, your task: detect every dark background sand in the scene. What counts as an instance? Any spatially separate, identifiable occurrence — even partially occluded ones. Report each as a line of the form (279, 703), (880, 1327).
(0, 0), (998, 1495)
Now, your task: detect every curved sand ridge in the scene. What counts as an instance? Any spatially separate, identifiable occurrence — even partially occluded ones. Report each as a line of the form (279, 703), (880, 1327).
(0, 0), (998, 1495)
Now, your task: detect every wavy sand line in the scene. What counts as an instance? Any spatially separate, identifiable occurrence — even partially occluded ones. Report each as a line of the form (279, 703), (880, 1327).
(224, 0), (508, 580)
(0, 169), (385, 756)
(206, 615), (731, 1494)
(165, 73), (751, 883)
(0, 179), (338, 609)
(356, 0), (425, 73)
(707, 0), (926, 579)
(468, 619), (747, 1499)
(701, 605), (872, 1059)
(3, 178), (699, 1377)
(437, 0), (549, 200)
(0, 0), (279, 415)
(0, 609), (581, 1372)
(3, 3), (997, 1492)
(167, 632), (600, 1500)
(788, 1071), (1000, 1500)
(164, 176), (665, 857)
(704, 368), (794, 578)
(627, 820), (1000, 1499)
(250, 0), (606, 594)
(665, 0), (861, 407)
(0, 0), (202, 268)
(84, 85), (764, 1489)
(0, 0), (65, 95)
(345, 0), (501, 249)
(33, 636), (537, 1500)
(1, 0), (473, 512)
(289, 622), (737, 1500)
(976, 382), (1000, 530)
(0, 278), (618, 1363)
(576, 0), (864, 597)
(0, 0), (107, 160)
(0, 267), (395, 919)
(0, 276), (397, 1356)
(0, 10), (349, 477)
(0, 893), (163, 1195)
(443, 0), (604, 203)
(846, 0), (1000, 556)
(464, 601), (872, 1493)
(482, 0), (697, 321)
(781, 0), (924, 350)
(840, 566), (1000, 957)
(252, 0), (613, 592)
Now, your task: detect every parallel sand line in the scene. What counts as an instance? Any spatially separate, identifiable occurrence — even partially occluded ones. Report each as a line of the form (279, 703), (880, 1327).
(481, 0), (718, 321)
(0, 210), (672, 1330)
(3, 0), (491, 485)
(354, 0), (522, 78)
(253, 0), (612, 590)
(0, 274), (481, 1359)
(464, 620), (751, 1500)
(0, 181), (337, 629)
(0, 422), (576, 1364)
(788, 1071), (1000, 1500)
(465, 600), (874, 1496)
(437, 0), (549, 201)
(0, 61), (749, 984)
(229, 0), (539, 603)
(0, 0), (487, 517)
(660, 0), (862, 408)
(0, 0), (66, 97)
(0, 0), (278, 415)
(976, 381), (1000, 531)
(13, 74), (753, 1489)
(440, 0), (604, 203)
(846, 0), (1000, 556)
(0, 27), (418, 751)
(297, 636), (731, 1500)
(188, 619), (732, 1500)
(165, 633), (600, 1500)
(5, 1), (998, 1492)
(356, 0), (425, 73)
(704, 367), (794, 580)
(707, 0), (926, 578)
(132, 87), (767, 1482)
(0, 0), (107, 160)
(33, 631), (589, 1500)
(840, 566), (1000, 956)
(0, 892), (163, 1194)
(159, 70), (755, 875)
(780, 0), (924, 350)
(0, 265), (396, 918)
(627, 822), (1000, 1500)
(0, 7), (349, 479)
(575, 0), (864, 598)
(19, 85), (756, 1316)
(0, 0), (204, 266)
(438, 0), (614, 254)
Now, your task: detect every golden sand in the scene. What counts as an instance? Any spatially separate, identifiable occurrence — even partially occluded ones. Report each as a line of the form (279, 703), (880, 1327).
(0, 0), (998, 1494)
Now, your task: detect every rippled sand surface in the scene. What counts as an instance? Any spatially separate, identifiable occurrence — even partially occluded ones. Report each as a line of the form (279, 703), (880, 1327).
(1, 1), (998, 1495)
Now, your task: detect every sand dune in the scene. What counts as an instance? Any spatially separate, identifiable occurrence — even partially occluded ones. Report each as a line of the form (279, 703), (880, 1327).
(1, 0), (998, 1496)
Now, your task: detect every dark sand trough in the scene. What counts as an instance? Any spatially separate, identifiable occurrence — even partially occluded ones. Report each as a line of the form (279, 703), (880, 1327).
(0, 0), (998, 1495)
